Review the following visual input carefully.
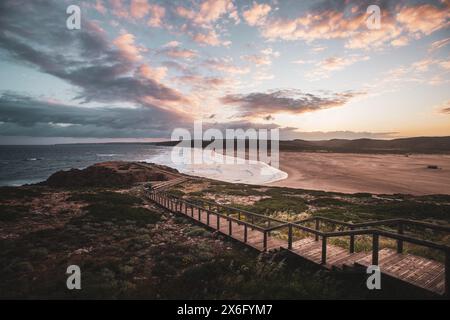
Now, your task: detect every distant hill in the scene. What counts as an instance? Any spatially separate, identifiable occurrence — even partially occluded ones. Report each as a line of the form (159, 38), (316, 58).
(151, 136), (450, 154)
(280, 136), (450, 153)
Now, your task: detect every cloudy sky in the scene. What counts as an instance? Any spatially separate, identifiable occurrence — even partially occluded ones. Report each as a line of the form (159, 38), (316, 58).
(0, 0), (449, 144)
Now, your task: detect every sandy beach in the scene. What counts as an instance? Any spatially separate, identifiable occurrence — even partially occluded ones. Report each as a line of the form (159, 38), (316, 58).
(269, 152), (450, 195)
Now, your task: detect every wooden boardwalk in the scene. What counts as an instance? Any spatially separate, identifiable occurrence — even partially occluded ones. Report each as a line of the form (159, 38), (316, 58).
(148, 186), (450, 297)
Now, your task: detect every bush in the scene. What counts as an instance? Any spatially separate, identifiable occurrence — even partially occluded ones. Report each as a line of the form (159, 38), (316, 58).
(84, 203), (161, 225)
(69, 192), (142, 206)
(29, 247), (49, 259)
(185, 226), (210, 237)
(0, 187), (42, 201)
(0, 205), (29, 222)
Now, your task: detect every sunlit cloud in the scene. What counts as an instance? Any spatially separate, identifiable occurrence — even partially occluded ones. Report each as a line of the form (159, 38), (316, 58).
(0, 0), (449, 140)
(113, 33), (145, 62)
(243, 2), (271, 26)
(306, 55), (370, 80)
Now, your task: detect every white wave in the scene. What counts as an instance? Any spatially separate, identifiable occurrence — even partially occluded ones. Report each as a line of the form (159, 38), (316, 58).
(144, 148), (287, 185)
(96, 154), (123, 157)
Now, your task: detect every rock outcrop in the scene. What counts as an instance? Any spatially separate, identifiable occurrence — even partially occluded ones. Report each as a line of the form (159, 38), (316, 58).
(43, 162), (177, 187)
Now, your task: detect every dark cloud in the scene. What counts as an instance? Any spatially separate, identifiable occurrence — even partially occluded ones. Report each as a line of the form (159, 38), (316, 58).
(0, 92), (189, 138)
(0, 0), (188, 106)
(221, 89), (364, 117)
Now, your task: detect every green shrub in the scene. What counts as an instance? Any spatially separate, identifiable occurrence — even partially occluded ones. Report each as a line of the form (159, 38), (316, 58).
(29, 247), (49, 259)
(185, 226), (210, 237)
(69, 191), (142, 206)
(0, 187), (42, 201)
(85, 203), (161, 225)
(0, 205), (29, 222)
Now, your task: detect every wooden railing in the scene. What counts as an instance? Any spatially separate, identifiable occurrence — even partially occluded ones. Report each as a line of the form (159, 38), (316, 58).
(149, 191), (278, 251)
(149, 190), (450, 296)
(294, 216), (450, 254)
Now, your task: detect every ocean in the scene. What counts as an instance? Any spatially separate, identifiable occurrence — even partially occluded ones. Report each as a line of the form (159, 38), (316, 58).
(0, 144), (287, 186)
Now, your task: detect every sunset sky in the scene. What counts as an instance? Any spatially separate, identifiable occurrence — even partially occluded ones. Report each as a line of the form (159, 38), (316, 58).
(0, 0), (449, 144)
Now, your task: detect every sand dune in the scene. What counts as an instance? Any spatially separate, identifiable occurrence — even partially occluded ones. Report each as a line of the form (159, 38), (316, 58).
(269, 152), (450, 195)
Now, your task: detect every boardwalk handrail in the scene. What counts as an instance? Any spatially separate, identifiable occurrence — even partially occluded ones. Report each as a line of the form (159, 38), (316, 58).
(149, 189), (450, 296)
(294, 216), (450, 233)
(151, 191), (273, 249)
(293, 215), (450, 259)
(162, 191), (286, 227)
(199, 198), (287, 225)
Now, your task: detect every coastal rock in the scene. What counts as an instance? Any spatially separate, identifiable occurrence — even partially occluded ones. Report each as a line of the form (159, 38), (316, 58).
(43, 161), (178, 187)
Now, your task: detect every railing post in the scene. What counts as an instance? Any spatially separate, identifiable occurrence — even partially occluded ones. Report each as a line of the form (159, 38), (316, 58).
(288, 224), (293, 250)
(217, 214), (220, 230)
(207, 210), (210, 226)
(263, 231), (267, 251)
(229, 219), (232, 235)
(445, 249), (450, 297)
(350, 226), (355, 253)
(198, 207), (201, 220)
(372, 234), (379, 265)
(321, 236), (327, 264)
(397, 222), (404, 253)
(244, 224), (248, 243)
(238, 212), (241, 220)
(185, 202), (187, 215)
(315, 218), (320, 241)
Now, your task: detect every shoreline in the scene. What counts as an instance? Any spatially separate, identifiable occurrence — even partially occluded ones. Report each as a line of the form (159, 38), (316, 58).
(3, 147), (450, 196)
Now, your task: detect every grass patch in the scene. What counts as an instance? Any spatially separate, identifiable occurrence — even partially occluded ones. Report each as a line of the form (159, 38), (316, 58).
(84, 203), (161, 225)
(0, 205), (30, 222)
(69, 191), (142, 206)
(240, 196), (308, 216)
(308, 197), (351, 207)
(0, 187), (42, 202)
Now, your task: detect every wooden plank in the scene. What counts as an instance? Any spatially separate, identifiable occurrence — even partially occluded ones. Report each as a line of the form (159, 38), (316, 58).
(152, 192), (448, 296)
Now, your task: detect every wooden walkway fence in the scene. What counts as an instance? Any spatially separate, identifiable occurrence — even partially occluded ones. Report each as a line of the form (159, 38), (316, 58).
(148, 188), (450, 297)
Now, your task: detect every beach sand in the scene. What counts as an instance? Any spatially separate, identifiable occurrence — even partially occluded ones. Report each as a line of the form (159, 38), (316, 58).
(268, 152), (450, 195)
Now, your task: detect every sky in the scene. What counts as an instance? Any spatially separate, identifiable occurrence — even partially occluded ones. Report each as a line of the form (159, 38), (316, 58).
(0, 0), (449, 144)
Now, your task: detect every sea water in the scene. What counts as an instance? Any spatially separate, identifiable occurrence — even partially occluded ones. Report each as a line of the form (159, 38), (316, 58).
(0, 144), (287, 186)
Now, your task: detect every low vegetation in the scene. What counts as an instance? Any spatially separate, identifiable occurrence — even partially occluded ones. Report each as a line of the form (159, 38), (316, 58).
(1, 174), (448, 299)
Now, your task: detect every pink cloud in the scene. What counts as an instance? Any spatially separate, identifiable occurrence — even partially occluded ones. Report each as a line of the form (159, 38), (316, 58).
(396, 4), (450, 37)
(110, 0), (128, 18)
(175, 0), (235, 25)
(193, 29), (221, 46)
(148, 4), (166, 27)
(306, 55), (370, 80)
(94, 0), (107, 14)
(162, 46), (198, 59)
(203, 58), (250, 74)
(429, 37), (450, 52)
(138, 64), (168, 82)
(259, 3), (449, 50)
(130, 0), (150, 19)
(243, 2), (271, 26)
(242, 48), (279, 66)
(113, 33), (144, 62)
